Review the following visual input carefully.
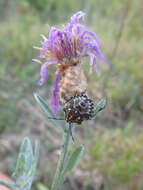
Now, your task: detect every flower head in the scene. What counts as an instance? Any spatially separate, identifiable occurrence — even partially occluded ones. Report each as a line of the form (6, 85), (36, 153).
(33, 11), (106, 114)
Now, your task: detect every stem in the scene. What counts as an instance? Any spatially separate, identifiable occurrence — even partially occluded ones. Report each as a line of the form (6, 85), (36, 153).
(51, 124), (71, 190)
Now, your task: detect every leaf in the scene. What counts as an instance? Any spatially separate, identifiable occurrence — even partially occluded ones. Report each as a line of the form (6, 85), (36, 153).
(34, 93), (65, 131)
(34, 93), (54, 117)
(62, 145), (84, 176)
(12, 137), (39, 190)
(92, 99), (107, 117)
(12, 137), (33, 178)
(37, 183), (50, 190)
(53, 145), (84, 189)
(0, 181), (19, 190)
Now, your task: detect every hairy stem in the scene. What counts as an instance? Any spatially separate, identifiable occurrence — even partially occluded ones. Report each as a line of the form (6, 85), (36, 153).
(51, 124), (71, 190)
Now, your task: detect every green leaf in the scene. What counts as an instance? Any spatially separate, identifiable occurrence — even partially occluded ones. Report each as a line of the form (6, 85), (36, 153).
(62, 145), (84, 176)
(92, 99), (107, 117)
(53, 145), (84, 189)
(34, 93), (65, 131)
(34, 93), (54, 117)
(37, 183), (50, 190)
(12, 137), (33, 178)
(0, 181), (19, 190)
(12, 137), (39, 190)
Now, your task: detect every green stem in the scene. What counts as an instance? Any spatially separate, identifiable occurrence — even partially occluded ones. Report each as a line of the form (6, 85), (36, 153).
(51, 124), (71, 190)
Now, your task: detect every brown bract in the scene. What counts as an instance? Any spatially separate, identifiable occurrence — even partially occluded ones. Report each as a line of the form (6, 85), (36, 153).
(58, 62), (87, 104)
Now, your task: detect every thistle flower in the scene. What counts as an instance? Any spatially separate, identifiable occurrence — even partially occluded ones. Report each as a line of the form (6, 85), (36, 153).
(33, 11), (106, 124)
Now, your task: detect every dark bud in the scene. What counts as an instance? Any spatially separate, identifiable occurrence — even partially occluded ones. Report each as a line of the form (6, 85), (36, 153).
(63, 92), (94, 124)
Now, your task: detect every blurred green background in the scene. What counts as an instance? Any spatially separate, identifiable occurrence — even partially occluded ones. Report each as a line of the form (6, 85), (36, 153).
(0, 0), (143, 189)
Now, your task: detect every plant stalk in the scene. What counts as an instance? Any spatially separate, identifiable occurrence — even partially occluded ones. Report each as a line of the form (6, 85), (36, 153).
(51, 124), (71, 190)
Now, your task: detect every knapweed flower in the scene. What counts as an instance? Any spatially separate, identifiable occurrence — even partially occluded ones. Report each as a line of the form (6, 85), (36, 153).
(33, 11), (106, 124)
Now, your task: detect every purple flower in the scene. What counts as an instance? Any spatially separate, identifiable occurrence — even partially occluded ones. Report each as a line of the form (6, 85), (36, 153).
(33, 11), (106, 113)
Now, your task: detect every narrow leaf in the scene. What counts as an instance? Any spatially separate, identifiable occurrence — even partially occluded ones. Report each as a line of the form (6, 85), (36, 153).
(34, 93), (65, 131)
(62, 145), (84, 176)
(34, 93), (54, 117)
(0, 181), (19, 190)
(12, 137), (39, 190)
(12, 137), (33, 178)
(92, 99), (107, 117)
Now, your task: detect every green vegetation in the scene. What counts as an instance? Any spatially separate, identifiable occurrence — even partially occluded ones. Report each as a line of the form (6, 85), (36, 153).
(0, 0), (143, 189)
(90, 127), (143, 189)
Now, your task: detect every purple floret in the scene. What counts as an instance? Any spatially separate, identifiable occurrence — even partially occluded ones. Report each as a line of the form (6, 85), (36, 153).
(39, 60), (58, 86)
(50, 73), (61, 113)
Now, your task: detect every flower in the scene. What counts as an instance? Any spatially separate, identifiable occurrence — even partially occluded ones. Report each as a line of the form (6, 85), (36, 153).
(33, 11), (106, 114)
